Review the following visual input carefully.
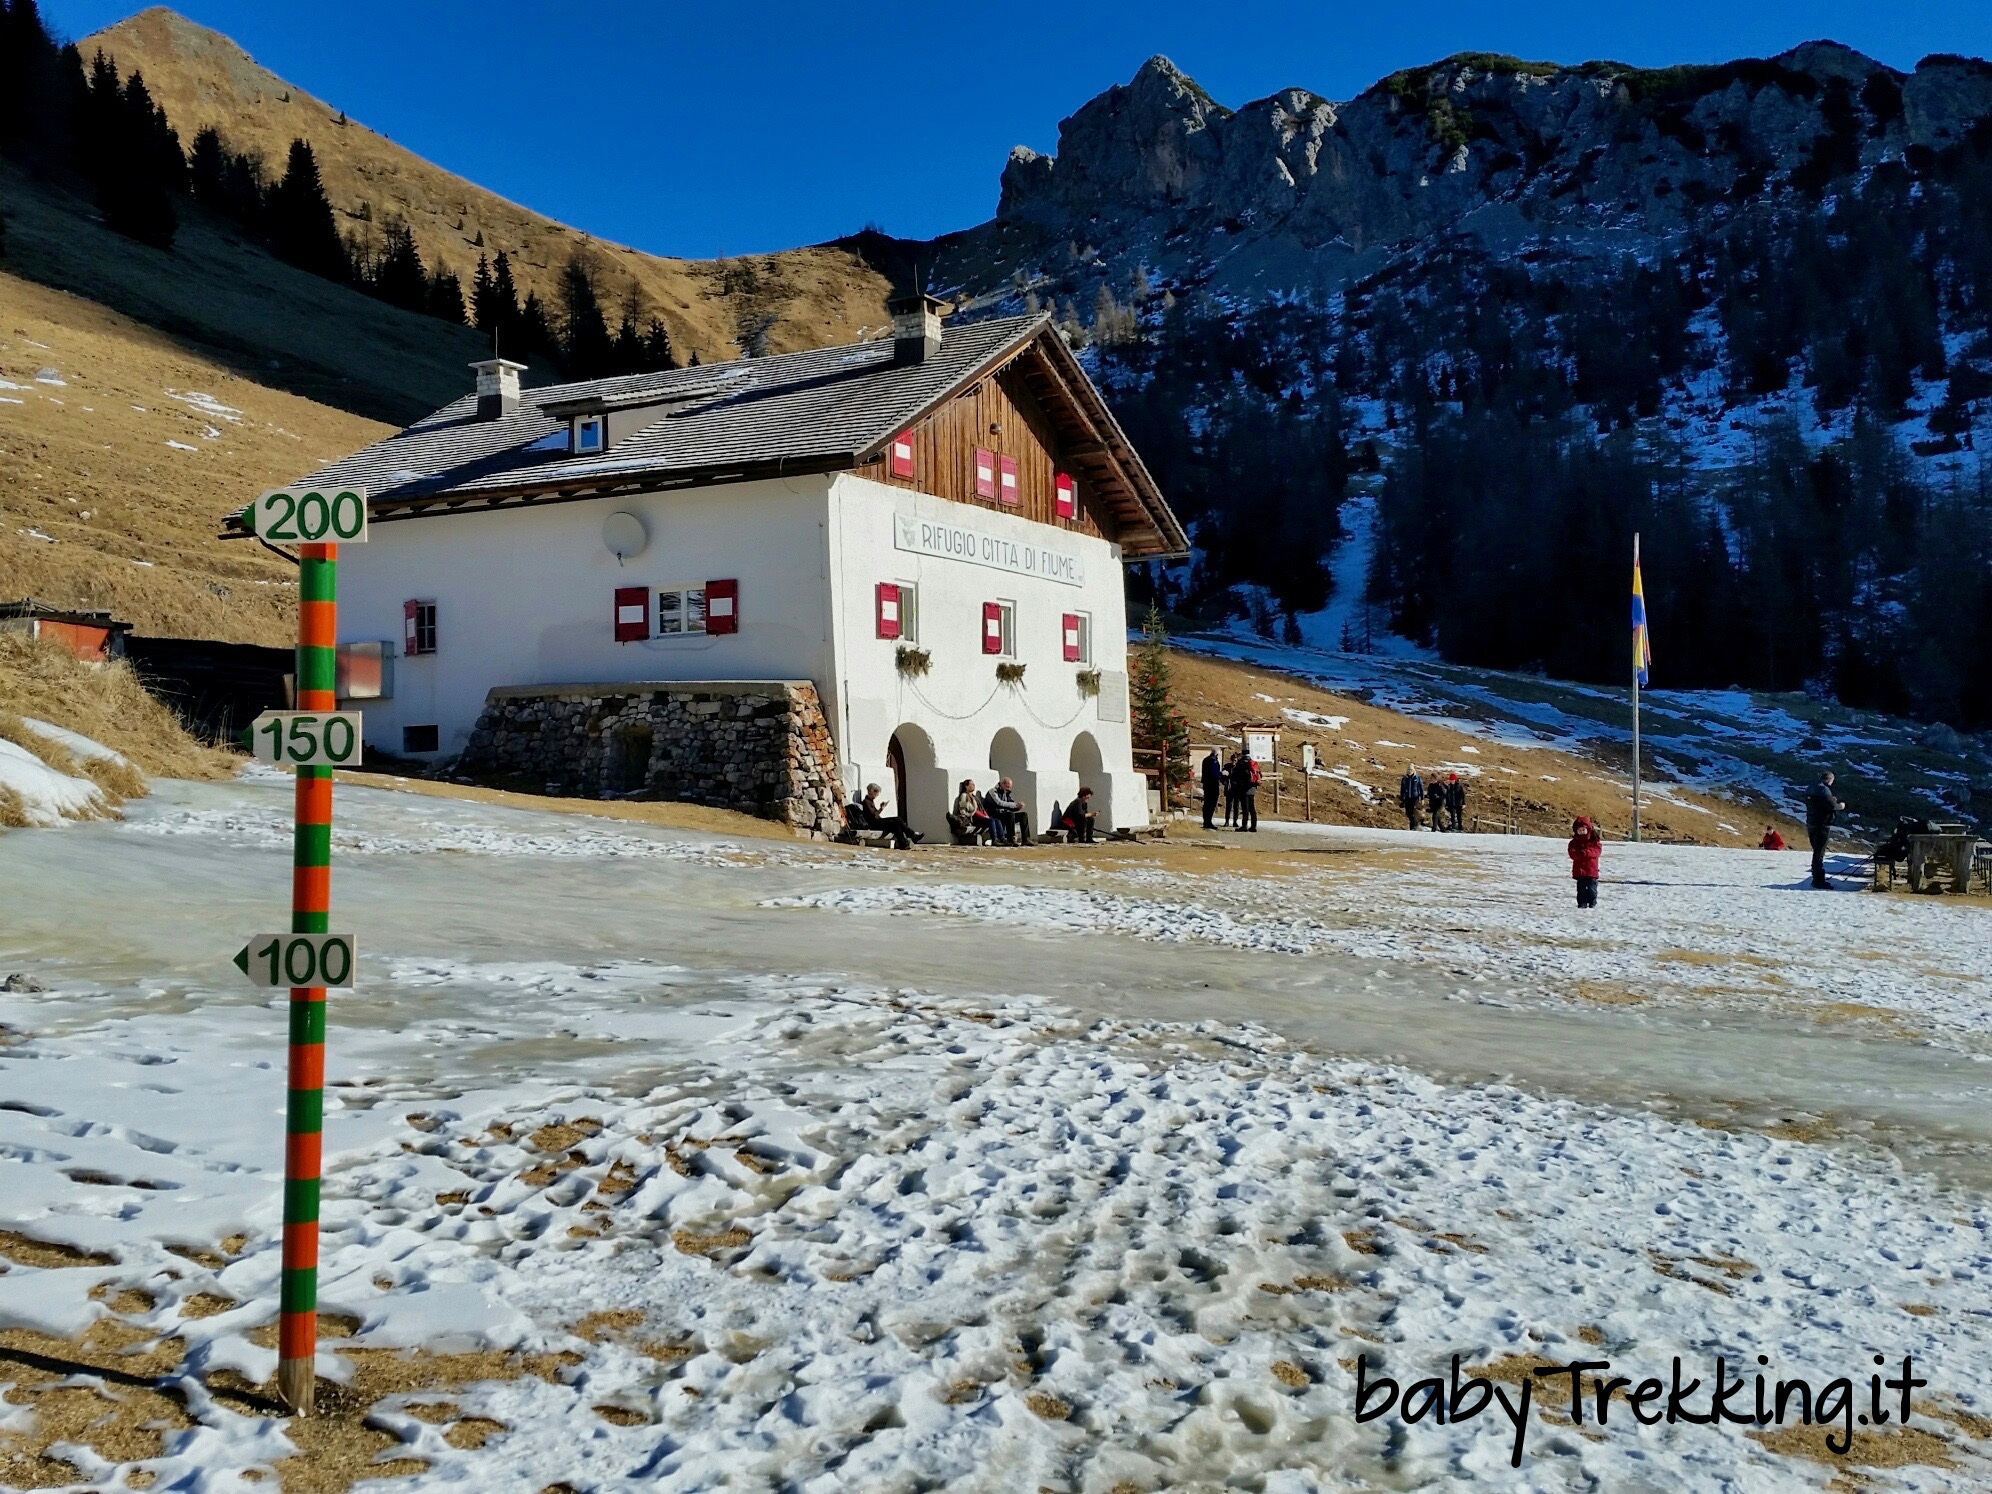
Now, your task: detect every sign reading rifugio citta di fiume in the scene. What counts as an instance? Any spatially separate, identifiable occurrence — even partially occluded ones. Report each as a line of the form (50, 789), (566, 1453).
(893, 511), (1086, 586)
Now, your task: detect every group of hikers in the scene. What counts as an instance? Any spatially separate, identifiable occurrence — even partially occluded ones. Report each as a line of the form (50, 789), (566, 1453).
(840, 778), (1100, 850)
(1395, 767), (1469, 832)
(1199, 748), (1263, 831)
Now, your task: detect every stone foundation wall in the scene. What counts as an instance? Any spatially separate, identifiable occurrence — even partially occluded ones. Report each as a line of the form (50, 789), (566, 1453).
(458, 680), (843, 833)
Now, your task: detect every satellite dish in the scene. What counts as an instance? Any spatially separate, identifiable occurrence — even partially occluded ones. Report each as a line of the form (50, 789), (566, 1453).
(602, 511), (647, 563)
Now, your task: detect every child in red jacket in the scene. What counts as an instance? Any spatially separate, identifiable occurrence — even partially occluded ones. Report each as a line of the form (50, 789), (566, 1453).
(1568, 817), (1603, 908)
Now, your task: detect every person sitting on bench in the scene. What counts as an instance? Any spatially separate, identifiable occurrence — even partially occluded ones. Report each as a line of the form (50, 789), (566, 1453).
(849, 783), (920, 850)
(949, 779), (991, 844)
(1057, 786), (1100, 844)
(983, 777), (1033, 846)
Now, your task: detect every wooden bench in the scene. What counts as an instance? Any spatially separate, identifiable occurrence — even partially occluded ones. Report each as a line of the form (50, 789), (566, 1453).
(835, 828), (900, 850)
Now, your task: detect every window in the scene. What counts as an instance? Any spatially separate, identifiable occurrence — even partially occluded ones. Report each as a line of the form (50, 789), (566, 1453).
(574, 416), (604, 454)
(983, 600), (1015, 657)
(403, 599), (437, 656)
(974, 447), (997, 500)
(1054, 470), (1077, 520)
(613, 586), (648, 642)
(402, 724), (439, 754)
(1062, 611), (1091, 664)
(656, 585), (707, 636)
(888, 432), (915, 478)
(997, 453), (1020, 506)
(877, 581), (918, 642)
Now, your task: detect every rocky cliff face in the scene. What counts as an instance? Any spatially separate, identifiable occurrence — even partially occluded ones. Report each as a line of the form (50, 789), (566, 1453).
(962, 46), (1992, 296)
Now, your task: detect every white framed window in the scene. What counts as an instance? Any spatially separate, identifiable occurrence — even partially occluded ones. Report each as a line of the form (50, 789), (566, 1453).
(656, 585), (708, 636)
(995, 599), (1016, 658)
(574, 416), (604, 454)
(1066, 610), (1092, 664)
(896, 581), (920, 644)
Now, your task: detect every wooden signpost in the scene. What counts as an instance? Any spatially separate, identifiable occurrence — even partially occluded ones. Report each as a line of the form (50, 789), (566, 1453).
(237, 487), (364, 1417)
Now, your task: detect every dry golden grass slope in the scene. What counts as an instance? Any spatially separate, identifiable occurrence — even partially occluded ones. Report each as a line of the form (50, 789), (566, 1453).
(0, 267), (390, 644)
(85, 7), (897, 364)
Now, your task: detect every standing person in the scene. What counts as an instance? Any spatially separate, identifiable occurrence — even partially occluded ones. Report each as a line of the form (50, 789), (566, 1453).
(1426, 775), (1447, 833)
(1568, 816), (1603, 908)
(1805, 771), (1845, 889)
(1201, 749), (1223, 830)
(1232, 749), (1260, 832)
(1445, 772), (1465, 833)
(1398, 765), (1425, 831)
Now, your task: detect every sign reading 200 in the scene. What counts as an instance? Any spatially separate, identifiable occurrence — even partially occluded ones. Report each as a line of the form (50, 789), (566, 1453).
(248, 487), (370, 544)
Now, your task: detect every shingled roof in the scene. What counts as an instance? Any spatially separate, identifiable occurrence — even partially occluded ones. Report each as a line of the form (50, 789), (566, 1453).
(279, 312), (1187, 558)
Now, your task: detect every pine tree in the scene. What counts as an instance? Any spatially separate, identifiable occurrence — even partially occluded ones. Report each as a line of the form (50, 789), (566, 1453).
(369, 219), (428, 312)
(641, 316), (676, 370)
(1129, 605), (1191, 802)
(470, 253), (496, 331)
(265, 138), (349, 281)
(517, 290), (558, 362)
(558, 253), (613, 377)
(426, 266), (465, 324)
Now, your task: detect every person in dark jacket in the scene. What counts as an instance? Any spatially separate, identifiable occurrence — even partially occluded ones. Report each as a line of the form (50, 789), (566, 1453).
(1444, 772), (1465, 832)
(1804, 771), (1845, 889)
(1058, 786), (1100, 844)
(850, 783), (920, 850)
(1425, 776), (1447, 832)
(1231, 751), (1260, 831)
(1567, 816), (1603, 907)
(1398, 767), (1425, 831)
(984, 777), (1033, 846)
(1201, 749), (1223, 830)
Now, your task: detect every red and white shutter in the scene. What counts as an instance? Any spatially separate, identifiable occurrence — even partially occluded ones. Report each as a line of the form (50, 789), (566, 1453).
(974, 447), (997, 499)
(613, 586), (649, 642)
(888, 432), (915, 479)
(997, 454), (1020, 505)
(403, 599), (420, 654)
(875, 582), (901, 640)
(1054, 470), (1076, 519)
(705, 578), (739, 634)
(1062, 612), (1082, 662)
(982, 602), (1004, 655)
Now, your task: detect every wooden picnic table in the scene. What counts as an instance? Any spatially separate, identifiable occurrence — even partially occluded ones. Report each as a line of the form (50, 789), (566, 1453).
(1906, 833), (1982, 893)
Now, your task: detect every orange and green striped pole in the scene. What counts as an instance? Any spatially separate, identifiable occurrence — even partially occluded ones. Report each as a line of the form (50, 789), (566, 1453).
(279, 539), (336, 1415)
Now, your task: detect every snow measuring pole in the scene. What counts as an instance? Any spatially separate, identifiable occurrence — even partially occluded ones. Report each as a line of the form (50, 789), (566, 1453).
(279, 536), (336, 1414)
(233, 486), (369, 1416)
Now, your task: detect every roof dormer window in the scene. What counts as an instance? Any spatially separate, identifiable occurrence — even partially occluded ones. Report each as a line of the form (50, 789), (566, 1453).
(573, 416), (604, 455)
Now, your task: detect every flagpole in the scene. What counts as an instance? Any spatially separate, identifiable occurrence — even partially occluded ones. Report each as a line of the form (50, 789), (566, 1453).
(1631, 531), (1641, 845)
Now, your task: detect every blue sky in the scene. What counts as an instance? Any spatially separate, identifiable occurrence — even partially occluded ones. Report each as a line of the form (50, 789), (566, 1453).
(42, 1), (1992, 260)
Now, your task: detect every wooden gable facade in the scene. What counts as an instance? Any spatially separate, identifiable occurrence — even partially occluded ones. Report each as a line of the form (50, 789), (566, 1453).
(852, 326), (1179, 557)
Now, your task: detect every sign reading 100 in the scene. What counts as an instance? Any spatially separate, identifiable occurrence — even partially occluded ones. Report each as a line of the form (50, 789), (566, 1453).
(250, 711), (363, 768)
(247, 486), (370, 544)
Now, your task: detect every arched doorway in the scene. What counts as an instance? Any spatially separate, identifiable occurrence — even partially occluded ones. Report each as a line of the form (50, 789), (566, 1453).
(989, 727), (1029, 778)
(886, 734), (908, 823)
(1068, 730), (1113, 832)
(886, 723), (944, 840)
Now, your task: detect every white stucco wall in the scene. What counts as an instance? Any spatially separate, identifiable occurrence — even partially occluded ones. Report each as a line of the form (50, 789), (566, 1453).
(338, 476), (839, 762)
(337, 470), (1143, 833)
(826, 474), (1139, 836)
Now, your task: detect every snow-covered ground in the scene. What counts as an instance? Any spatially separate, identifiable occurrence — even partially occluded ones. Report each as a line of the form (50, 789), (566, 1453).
(3, 775), (1991, 1489)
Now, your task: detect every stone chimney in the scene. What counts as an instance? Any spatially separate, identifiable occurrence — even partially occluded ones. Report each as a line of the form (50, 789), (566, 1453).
(888, 292), (944, 366)
(470, 357), (527, 419)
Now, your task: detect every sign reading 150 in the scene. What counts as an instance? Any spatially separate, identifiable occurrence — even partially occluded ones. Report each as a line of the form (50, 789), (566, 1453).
(246, 487), (370, 544)
(250, 711), (363, 767)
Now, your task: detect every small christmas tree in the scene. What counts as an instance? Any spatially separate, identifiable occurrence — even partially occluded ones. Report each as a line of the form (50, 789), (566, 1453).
(1130, 605), (1190, 808)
